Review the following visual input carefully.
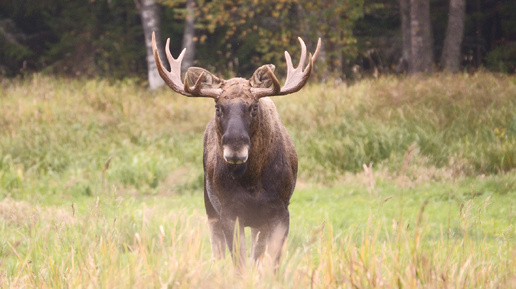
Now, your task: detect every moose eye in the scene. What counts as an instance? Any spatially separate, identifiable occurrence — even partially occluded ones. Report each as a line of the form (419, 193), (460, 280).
(215, 105), (222, 117)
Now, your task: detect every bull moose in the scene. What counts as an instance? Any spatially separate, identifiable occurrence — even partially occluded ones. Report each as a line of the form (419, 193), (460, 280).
(152, 32), (320, 267)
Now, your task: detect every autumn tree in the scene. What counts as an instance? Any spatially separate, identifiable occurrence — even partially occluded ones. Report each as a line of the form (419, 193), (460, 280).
(2, 0), (515, 79)
(187, 0), (362, 78)
(296, 0), (363, 78)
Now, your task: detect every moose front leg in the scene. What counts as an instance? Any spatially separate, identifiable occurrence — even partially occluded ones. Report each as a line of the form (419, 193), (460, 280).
(251, 227), (267, 261)
(204, 184), (226, 259)
(208, 218), (226, 259)
(220, 213), (246, 268)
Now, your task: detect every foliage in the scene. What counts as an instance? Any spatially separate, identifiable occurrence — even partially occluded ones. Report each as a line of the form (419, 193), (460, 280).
(200, 0), (363, 77)
(2, 0), (516, 79)
(485, 45), (516, 74)
(42, 0), (146, 78)
(0, 0), (146, 79)
(159, 0), (364, 78)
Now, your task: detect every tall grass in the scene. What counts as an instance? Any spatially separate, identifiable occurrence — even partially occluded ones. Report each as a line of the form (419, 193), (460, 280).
(0, 76), (210, 199)
(1, 178), (515, 288)
(1, 73), (515, 198)
(1, 73), (515, 288)
(278, 73), (516, 180)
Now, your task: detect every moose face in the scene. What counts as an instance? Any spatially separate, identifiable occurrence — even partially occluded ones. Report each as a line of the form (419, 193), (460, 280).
(216, 94), (257, 166)
(185, 66), (274, 167)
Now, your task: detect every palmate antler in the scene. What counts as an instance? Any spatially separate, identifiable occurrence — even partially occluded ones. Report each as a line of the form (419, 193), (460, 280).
(251, 37), (321, 98)
(152, 31), (321, 98)
(151, 32), (222, 98)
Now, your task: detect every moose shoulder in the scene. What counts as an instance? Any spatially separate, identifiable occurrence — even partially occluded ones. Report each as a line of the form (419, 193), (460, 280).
(152, 32), (321, 268)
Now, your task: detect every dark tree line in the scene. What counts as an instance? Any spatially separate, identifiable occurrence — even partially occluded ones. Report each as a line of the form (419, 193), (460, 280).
(0, 0), (515, 85)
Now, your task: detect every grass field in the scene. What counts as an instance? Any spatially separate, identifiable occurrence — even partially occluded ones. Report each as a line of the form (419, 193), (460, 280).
(1, 73), (515, 288)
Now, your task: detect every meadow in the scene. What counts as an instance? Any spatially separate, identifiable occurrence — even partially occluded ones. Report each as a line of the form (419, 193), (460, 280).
(0, 73), (515, 288)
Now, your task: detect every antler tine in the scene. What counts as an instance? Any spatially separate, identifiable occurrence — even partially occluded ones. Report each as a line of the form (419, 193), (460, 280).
(152, 32), (191, 96)
(165, 38), (186, 81)
(313, 38), (322, 62)
(277, 37), (320, 96)
(152, 32), (221, 98)
(265, 65), (282, 95)
(184, 71), (205, 95)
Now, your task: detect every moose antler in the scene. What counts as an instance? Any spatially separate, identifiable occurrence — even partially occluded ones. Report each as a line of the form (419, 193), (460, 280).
(152, 32), (222, 98)
(251, 37), (321, 98)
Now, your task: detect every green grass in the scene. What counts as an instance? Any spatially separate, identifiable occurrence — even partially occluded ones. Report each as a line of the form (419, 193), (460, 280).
(0, 73), (515, 288)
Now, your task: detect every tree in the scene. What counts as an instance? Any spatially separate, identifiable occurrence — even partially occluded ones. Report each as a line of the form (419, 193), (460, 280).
(136, 0), (164, 90)
(440, 0), (465, 73)
(409, 0), (434, 73)
(180, 0), (196, 71)
(192, 0), (362, 78)
(397, 0), (410, 73)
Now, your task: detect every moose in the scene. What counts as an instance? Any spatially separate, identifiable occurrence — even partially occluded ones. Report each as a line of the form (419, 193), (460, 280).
(152, 32), (320, 267)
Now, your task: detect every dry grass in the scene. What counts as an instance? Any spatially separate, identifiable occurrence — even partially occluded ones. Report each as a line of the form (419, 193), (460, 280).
(1, 187), (515, 288)
(0, 197), (75, 227)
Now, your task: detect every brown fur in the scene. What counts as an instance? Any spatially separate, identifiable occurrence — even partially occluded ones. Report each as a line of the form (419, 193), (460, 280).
(199, 74), (297, 267)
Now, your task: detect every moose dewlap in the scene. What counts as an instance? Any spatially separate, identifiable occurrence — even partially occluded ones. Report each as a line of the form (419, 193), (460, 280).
(152, 32), (321, 268)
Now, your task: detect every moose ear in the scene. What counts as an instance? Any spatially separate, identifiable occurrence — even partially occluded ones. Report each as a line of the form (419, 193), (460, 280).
(185, 67), (223, 88)
(249, 64), (276, 88)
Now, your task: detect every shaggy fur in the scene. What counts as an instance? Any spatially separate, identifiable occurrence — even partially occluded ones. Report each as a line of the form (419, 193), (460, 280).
(200, 74), (297, 266)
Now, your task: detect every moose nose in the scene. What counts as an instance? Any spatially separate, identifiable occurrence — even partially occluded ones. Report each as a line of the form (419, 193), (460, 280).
(223, 145), (249, 165)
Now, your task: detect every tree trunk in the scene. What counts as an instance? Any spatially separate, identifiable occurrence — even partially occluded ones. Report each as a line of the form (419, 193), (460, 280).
(409, 0), (434, 73)
(398, 0), (411, 73)
(181, 0), (196, 72)
(137, 0), (164, 90)
(440, 0), (466, 73)
(474, 0), (482, 68)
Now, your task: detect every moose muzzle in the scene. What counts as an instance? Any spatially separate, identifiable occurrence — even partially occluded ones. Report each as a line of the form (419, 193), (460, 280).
(222, 144), (249, 165)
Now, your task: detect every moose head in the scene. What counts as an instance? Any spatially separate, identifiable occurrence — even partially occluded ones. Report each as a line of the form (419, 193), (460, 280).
(152, 32), (320, 173)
